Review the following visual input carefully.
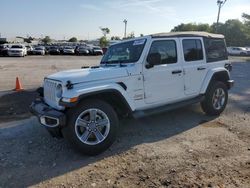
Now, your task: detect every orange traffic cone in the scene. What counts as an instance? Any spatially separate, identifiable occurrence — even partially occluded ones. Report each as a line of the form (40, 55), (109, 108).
(14, 77), (24, 91)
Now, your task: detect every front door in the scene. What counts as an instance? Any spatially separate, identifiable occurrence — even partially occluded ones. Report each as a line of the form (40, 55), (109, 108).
(143, 39), (184, 104)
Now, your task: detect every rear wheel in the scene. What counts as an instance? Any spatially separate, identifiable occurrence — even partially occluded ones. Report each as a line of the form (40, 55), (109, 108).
(201, 81), (228, 116)
(62, 99), (119, 155)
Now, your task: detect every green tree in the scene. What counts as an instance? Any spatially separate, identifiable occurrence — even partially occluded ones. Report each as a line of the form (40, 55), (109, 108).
(171, 16), (250, 47)
(171, 23), (211, 32)
(100, 27), (110, 37)
(242, 13), (250, 40)
(100, 36), (109, 48)
(111, 36), (121, 40)
(42, 36), (51, 44)
(211, 19), (248, 46)
(242, 13), (250, 25)
(68, 37), (77, 42)
(123, 32), (135, 39)
(24, 36), (34, 43)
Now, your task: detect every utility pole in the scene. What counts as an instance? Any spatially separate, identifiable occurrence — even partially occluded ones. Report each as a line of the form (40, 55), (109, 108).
(216, 0), (227, 32)
(123, 19), (127, 38)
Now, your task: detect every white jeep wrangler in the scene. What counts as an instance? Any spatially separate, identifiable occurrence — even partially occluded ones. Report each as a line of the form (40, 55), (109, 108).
(31, 32), (234, 155)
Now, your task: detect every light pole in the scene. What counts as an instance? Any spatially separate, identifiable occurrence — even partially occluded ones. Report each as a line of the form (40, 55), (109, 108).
(123, 19), (127, 38)
(216, 0), (227, 32)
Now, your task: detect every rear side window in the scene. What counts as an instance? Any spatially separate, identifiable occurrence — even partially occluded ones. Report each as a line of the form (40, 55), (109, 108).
(204, 38), (228, 62)
(182, 39), (203, 62)
(147, 40), (177, 65)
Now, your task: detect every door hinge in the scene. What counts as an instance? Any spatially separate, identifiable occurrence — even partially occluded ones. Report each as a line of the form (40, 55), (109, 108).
(183, 69), (186, 75)
(142, 75), (145, 81)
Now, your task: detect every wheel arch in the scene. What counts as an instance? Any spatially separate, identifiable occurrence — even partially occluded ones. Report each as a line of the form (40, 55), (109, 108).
(77, 89), (133, 118)
(200, 69), (230, 94)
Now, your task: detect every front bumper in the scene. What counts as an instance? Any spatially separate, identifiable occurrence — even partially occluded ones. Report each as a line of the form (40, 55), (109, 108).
(30, 99), (66, 138)
(227, 80), (234, 89)
(8, 52), (23, 57)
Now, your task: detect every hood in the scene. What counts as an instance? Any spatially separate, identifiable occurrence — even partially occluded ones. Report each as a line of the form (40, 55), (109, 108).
(47, 67), (129, 84)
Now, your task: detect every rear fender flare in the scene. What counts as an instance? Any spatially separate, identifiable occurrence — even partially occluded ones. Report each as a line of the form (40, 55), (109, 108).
(200, 68), (230, 94)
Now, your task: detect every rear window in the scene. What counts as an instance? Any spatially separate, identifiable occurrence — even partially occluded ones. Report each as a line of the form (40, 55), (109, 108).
(204, 38), (228, 63)
(182, 39), (203, 62)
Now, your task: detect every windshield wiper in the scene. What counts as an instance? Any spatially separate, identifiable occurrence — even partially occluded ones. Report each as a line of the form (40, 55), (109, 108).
(101, 61), (128, 67)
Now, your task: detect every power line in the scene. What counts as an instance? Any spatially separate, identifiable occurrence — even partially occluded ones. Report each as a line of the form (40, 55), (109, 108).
(123, 19), (127, 38)
(216, 0), (227, 32)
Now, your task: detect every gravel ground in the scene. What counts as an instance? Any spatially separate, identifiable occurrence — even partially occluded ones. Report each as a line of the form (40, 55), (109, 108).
(0, 57), (249, 187)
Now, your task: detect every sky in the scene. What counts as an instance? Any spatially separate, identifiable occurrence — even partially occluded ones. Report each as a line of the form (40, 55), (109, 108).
(0, 0), (250, 40)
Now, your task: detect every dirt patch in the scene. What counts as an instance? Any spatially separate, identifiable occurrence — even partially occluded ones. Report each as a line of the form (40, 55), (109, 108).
(0, 91), (38, 122)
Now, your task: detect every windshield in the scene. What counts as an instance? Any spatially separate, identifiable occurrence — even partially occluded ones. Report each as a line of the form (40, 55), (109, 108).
(11, 45), (23, 48)
(101, 39), (146, 64)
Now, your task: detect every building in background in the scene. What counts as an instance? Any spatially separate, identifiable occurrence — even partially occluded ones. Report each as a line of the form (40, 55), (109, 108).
(0, 37), (24, 44)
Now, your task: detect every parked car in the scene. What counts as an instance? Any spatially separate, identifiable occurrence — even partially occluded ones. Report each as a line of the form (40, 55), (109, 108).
(75, 46), (89, 55)
(0, 44), (9, 56)
(62, 46), (75, 55)
(227, 47), (249, 56)
(32, 46), (45, 55)
(245, 47), (250, 55)
(44, 46), (50, 55)
(25, 45), (33, 55)
(92, 46), (103, 55)
(31, 32), (234, 155)
(8, 44), (27, 57)
(48, 46), (60, 55)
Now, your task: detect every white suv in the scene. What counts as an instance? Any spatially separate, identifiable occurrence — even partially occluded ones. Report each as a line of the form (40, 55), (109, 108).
(227, 47), (249, 56)
(31, 32), (234, 155)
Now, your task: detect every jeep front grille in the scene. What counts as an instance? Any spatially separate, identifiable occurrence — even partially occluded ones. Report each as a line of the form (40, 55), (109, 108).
(43, 79), (62, 109)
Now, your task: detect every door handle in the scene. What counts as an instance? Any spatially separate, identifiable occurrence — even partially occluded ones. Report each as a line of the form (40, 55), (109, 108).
(172, 70), (182, 74)
(197, 67), (206, 71)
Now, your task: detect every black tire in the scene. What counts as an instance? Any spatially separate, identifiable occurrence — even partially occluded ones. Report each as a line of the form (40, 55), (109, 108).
(62, 99), (119, 156)
(201, 81), (228, 116)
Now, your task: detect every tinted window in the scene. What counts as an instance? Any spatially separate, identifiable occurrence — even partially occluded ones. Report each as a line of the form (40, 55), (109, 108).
(147, 40), (177, 65)
(204, 38), (228, 62)
(183, 39), (203, 62)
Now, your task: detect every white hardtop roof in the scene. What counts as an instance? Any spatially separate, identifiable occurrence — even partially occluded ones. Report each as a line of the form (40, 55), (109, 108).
(150, 31), (224, 39)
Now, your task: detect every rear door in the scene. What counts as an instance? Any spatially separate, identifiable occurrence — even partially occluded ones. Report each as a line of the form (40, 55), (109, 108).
(181, 38), (208, 96)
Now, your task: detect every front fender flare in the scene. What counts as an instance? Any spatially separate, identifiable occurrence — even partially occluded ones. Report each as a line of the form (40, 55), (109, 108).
(61, 83), (135, 111)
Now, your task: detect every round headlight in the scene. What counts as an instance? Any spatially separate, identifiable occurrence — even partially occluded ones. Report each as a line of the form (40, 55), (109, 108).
(56, 84), (63, 98)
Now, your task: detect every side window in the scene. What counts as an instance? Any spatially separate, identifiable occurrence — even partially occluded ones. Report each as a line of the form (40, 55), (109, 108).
(147, 40), (177, 65)
(182, 39), (203, 62)
(204, 38), (228, 62)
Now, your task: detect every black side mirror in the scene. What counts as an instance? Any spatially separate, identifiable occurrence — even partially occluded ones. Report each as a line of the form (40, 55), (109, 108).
(146, 53), (161, 69)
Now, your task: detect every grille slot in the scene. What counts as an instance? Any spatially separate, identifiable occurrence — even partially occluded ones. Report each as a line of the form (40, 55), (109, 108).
(43, 79), (61, 109)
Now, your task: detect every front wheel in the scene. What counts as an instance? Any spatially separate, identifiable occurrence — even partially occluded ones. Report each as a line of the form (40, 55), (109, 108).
(62, 99), (119, 156)
(201, 81), (228, 116)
